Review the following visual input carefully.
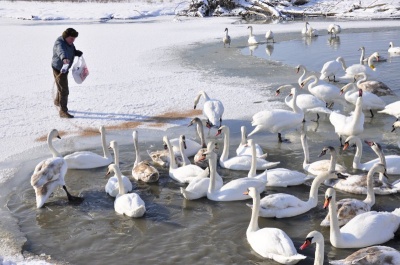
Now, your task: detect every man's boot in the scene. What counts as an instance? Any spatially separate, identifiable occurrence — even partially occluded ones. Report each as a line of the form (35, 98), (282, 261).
(60, 110), (74, 118)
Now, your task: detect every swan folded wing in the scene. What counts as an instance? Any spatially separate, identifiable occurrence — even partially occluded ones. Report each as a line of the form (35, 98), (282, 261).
(203, 100), (224, 126)
(250, 228), (299, 258)
(31, 158), (64, 187)
(336, 198), (370, 223)
(266, 169), (313, 187)
(115, 193), (145, 216)
(64, 151), (111, 168)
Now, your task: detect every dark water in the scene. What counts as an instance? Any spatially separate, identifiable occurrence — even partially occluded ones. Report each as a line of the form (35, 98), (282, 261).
(4, 28), (400, 265)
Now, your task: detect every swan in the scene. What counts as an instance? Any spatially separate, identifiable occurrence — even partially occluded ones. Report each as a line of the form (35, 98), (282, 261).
(223, 27), (231, 48)
(217, 125), (280, 170)
(340, 81), (385, 118)
(265, 30), (274, 43)
(319, 56), (347, 82)
(132, 130), (159, 183)
(301, 134), (346, 176)
(250, 169), (345, 218)
(355, 71), (394, 97)
(328, 23), (341, 37)
(236, 125), (266, 157)
(378, 100), (400, 120)
(31, 129), (83, 208)
(106, 164), (146, 218)
(388, 42), (400, 54)
(321, 163), (386, 227)
(194, 90), (224, 128)
(204, 150), (266, 201)
(105, 140), (133, 197)
(246, 138), (313, 187)
(300, 230), (400, 265)
(248, 87), (304, 143)
(180, 141), (223, 200)
(329, 89), (365, 146)
(188, 117), (209, 167)
(163, 135), (204, 184)
(302, 22), (318, 37)
(64, 125), (113, 169)
(300, 74), (346, 107)
(276, 85), (331, 122)
(247, 25), (258, 45)
(323, 187), (400, 248)
(341, 53), (378, 80)
(296, 64), (309, 87)
(245, 187), (306, 264)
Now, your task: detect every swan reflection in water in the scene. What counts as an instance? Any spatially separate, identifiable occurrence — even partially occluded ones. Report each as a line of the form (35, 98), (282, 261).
(302, 36), (317, 46)
(265, 43), (274, 56)
(248, 44), (259, 56)
(328, 35), (341, 50)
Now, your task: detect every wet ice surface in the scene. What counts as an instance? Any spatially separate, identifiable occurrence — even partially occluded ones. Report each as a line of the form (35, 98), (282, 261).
(4, 27), (400, 264)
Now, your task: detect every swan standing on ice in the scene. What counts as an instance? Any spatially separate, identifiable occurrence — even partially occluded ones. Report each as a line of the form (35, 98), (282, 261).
(194, 90), (224, 129)
(265, 30), (274, 43)
(106, 164), (146, 218)
(300, 230), (400, 265)
(64, 126), (113, 169)
(327, 23), (341, 37)
(247, 25), (258, 45)
(323, 187), (400, 248)
(244, 187), (306, 264)
(319, 56), (347, 82)
(105, 140), (133, 197)
(321, 163), (386, 227)
(388, 42), (400, 54)
(378, 100), (400, 120)
(329, 89), (365, 146)
(132, 130), (159, 183)
(217, 125), (280, 170)
(223, 27), (231, 48)
(248, 87), (304, 143)
(31, 129), (83, 208)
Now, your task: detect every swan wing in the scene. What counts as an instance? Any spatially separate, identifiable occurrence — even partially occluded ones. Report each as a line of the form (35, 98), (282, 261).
(115, 193), (146, 217)
(64, 151), (112, 169)
(203, 99), (224, 126)
(31, 157), (66, 187)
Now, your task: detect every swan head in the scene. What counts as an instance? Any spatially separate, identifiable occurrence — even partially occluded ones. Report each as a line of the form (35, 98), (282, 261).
(106, 163), (117, 176)
(215, 125), (227, 137)
(276, 85), (293, 96)
(318, 146), (335, 158)
(299, 231), (324, 250)
(339, 83), (354, 95)
(391, 121), (400, 132)
(202, 150), (217, 161)
(206, 140), (218, 152)
(188, 117), (201, 127)
(243, 187), (257, 197)
(389, 42), (394, 48)
(247, 25), (252, 30)
(295, 64), (304, 74)
(48, 129), (61, 141)
(364, 140), (384, 155)
(109, 140), (118, 151)
(224, 28), (228, 32)
(358, 46), (365, 51)
(323, 188), (335, 209)
(342, 135), (359, 150)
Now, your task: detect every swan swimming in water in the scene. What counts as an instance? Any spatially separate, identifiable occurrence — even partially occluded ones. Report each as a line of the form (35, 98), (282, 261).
(31, 129), (83, 208)
(300, 230), (400, 265)
(327, 23), (341, 37)
(245, 187), (306, 264)
(388, 41), (400, 54)
(265, 30), (274, 43)
(247, 25), (258, 45)
(64, 126), (113, 169)
(355, 71), (394, 97)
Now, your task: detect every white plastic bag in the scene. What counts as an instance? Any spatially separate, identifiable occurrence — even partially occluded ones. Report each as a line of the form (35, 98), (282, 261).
(72, 56), (89, 84)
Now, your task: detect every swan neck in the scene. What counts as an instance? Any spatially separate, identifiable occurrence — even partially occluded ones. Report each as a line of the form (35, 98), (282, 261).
(329, 193), (342, 245)
(340, 58), (347, 70)
(328, 151), (337, 172)
(298, 67), (306, 86)
(220, 128), (230, 161)
(133, 135), (141, 166)
(248, 192), (260, 233)
(101, 129), (112, 159)
(166, 138), (178, 170)
(201, 91), (210, 101)
(240, 127), (247, 145)
(248, 143), (257, 178)
(179, 138), (189, 167)
(308, 174), (327, 206)
(352, 137), (362, 168)
(364, 167), (376, 206)
(314, 241), (324, 265)
(208, 154), (217, 194)
(113, 144), (120, 166)
(48, 135), (62, 158)
(197, 121), (206, 148)
(301, 133), (310, 166)
(353, 97), (364, 124)
(360, 49), (365, 64)
(115, 166), (126, 195)
(291, 89), (302, 114)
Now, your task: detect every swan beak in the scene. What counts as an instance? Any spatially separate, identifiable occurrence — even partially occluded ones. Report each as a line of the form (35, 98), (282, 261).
(105, 170), (111, 177)
(193, 105), (197, 110)
(275, 90), (280, 96)
(163, 143), (168, 150)
(289, 93), (293, 97)
(318, 149), (327, 157)
(296, 67), (300, 74)
(339, 89), (344, 96)
(364, 140), (374, 146)
(215, 129), (222, 137)
(392, 125), (396, 132)
(359, 89), (363, 97)
(343, 142), (349, 150)
(336, 173), (348, 180)
(323, 196), (332, 209)
(299, 239), (311, 250)
(370, 64), (375, 70)
(243, 189), (250, 195)
(300, 83), (305, 88)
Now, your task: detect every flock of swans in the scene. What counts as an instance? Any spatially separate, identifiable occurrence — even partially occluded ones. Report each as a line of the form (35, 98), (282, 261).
(29, 23), (400, 264)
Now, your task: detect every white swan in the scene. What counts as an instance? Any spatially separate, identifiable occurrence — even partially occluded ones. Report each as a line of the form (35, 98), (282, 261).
(205, 150), (266, 201)
(300, 74), (346, 107)
(132, 130), (159, 183)
(301, 132), (346, 176)
(302, 22), (318, 37)
(31, 129), (83, 208)
(223, 27), (231, 48)
(64, 125), (113, 169)
(355, 71), (394, 97)
(217, 125), (280, 170)
(248, 87), (304, 142)
(163, 135), (204, 184)
(276, 85), (331, 122)
(300, 230), (400, 265)
(105, 140), (133, 197)
(319, 56), (347, 82)
(253, 169), (344, 218)
(265, 30), (274, 43)
(296, 64), (309, 87)
(323, 187), (400, 248)
(247, 25), (258, 45)
(236, 125), (266, 157)
(329, 89), (365, 146)
(388, 42), (400, 54)
(321, 163), (385, 227)
(245, 187), (306, 264)
(341, 53), (378, 80)
(340, 81), (385, 117)
(106, 164), (146, 218)
(378, 100), (400, 120)
(328, 23), (341, 37)
(180, 141), (223, 200)
(194, 90), (224, 128)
